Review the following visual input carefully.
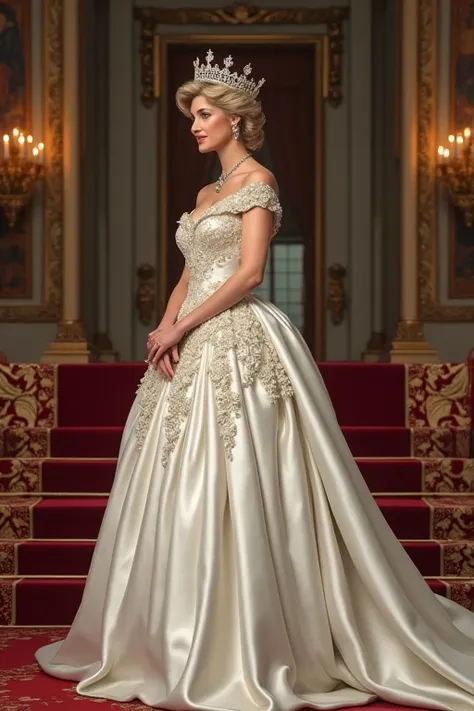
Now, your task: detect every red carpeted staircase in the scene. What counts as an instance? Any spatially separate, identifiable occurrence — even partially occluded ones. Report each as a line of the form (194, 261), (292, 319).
(0, 361), (473, 711)
(0, 362), (474, 626)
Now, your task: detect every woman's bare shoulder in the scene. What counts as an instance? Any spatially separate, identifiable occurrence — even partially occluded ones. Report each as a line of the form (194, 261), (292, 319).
(243, 166), (278, 195)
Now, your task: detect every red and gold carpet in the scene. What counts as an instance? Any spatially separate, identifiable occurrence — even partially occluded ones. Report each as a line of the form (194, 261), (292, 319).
(0, 362), (473, 710)
(0, 627), (458, 711)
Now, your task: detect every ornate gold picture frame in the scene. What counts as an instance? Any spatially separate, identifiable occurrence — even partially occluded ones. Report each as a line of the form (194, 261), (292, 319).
(418, 0), (474, 321)
(134, 4), (349, 109)
(0, 0), (63, 322)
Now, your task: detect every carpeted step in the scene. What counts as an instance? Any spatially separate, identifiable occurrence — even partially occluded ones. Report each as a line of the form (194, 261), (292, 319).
(1, 578), (86, 625)
(1, 495), (474, 541)
(0, 497), (106, 539)
(57, 363), (145, 427)
(53, 362), (472, 430)
(2, 576), (472, 626)
(55, 363), (408, 428)
(0, 427), (124, 458)
(377, 496), (474, 540)
(359, 457), (474, 493)
(0, 458), (118, 494)
(3, 541), (95, 576)
(2, 362), (471, 430)
(2, 425), (470, 459)
(317, 363), (407, 425)
(51, 427), (123, 458)
(1, 457), (473, 496)
(2, 539), (472, 578)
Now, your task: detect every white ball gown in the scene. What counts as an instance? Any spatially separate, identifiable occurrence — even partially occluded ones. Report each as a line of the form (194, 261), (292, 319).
(36, 182), (474, 710)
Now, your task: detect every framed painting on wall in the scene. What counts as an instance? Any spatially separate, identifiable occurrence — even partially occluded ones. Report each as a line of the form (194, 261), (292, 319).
(0, 0), (63, 322)
(0, 0), (32, 299)
(449, 0), (474, 299)
(419, 0), (474, 321)
(0, 0), (65, 323)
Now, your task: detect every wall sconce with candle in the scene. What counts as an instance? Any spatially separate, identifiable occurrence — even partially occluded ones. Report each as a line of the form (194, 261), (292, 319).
(437, 128), (474, 227)
(0, 127), (45, 227)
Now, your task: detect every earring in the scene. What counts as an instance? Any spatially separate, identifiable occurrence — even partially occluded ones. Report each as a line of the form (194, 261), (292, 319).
(232, 122), (240, 140)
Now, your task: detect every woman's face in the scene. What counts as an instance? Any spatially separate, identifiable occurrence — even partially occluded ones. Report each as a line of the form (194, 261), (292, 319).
(190, 95), (237, 153)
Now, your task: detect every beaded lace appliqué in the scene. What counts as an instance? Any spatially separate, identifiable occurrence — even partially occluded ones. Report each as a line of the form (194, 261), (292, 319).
(136, 183), (293, 467)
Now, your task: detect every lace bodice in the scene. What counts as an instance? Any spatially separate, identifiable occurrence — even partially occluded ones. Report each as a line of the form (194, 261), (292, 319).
(176, 182), (282, 319)
(136, 181), (293, 467)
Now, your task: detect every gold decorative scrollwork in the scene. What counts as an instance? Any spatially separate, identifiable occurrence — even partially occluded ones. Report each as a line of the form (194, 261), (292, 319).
(393, 319), (426, 342)
(55, 319), (87, 341)
(133, 3), (349, 109)
(327, 263), (347, 325)
(135, 8), (157, 108)
(136, 263), (156, 326)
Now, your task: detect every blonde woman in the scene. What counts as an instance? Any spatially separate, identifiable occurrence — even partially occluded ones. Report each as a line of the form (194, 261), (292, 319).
(36, 51), (474, 711)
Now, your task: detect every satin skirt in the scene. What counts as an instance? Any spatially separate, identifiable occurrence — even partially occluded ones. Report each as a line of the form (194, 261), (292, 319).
(35, 296), (474, 710)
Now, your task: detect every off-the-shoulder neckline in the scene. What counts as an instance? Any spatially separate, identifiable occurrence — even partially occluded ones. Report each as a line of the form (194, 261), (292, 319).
(184, 180), (279, 227)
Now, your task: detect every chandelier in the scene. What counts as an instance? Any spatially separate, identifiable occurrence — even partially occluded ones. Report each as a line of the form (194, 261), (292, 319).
(437, 128), (474, 227)
(0, 127), (45, 227)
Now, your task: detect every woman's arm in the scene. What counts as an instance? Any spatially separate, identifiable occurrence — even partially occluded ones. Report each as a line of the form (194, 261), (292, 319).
(147, 265), (189, 379)
(176, 174), (275, 337)
(155, 265), (190, 328)
(151, 183), (209, 330)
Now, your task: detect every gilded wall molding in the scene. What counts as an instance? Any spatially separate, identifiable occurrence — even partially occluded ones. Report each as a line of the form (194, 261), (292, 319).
(0, 0), (63, 322)
(133, 3), (349, 108)
(418, 0), (474, 321)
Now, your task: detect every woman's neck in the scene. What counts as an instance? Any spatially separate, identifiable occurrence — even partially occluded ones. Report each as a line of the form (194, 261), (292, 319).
(217, 142), (250, 175)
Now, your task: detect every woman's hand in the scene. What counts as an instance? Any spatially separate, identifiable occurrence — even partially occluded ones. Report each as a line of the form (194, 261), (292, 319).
(147, 324), (179, 379)
(147, 323), (186, 373)
(148, 348), (175, 380)
(147, 323), (179, 377)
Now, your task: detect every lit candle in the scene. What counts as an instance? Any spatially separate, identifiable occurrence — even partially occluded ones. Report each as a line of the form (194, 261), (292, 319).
(464, 127), (471, 138)
(3, 134), (9, 159)
(38, 142), (44, 163)
(18, 133), (25, 157)
(12, 127), (19, 138)
(443, 148), (450, 158)
(26, 134), (33, 159)
(32, 146), (39, 163)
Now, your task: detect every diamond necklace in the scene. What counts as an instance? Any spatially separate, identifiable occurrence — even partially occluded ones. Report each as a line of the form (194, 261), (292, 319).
(216, 153), (252, 193)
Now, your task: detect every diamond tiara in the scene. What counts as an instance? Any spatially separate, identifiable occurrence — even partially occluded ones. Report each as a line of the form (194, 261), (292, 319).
(193, 49), (265, 99)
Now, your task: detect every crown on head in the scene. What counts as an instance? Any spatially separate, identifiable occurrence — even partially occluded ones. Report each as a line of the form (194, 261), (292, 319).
(193, 49), (265, 99)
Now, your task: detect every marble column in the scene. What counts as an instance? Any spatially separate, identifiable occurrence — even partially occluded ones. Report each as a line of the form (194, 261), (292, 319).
(42, 0), (90, 363)
(389, 0), (437, 363)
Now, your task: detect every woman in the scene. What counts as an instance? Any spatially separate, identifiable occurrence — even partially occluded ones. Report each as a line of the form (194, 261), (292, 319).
(36, 50), (474, 711)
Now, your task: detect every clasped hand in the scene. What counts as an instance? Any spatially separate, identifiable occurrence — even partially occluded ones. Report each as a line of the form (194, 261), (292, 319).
(146, 322), (186, 379)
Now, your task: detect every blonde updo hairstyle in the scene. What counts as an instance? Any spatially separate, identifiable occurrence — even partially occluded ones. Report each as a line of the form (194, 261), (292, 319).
(176, 81), (266, 152)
